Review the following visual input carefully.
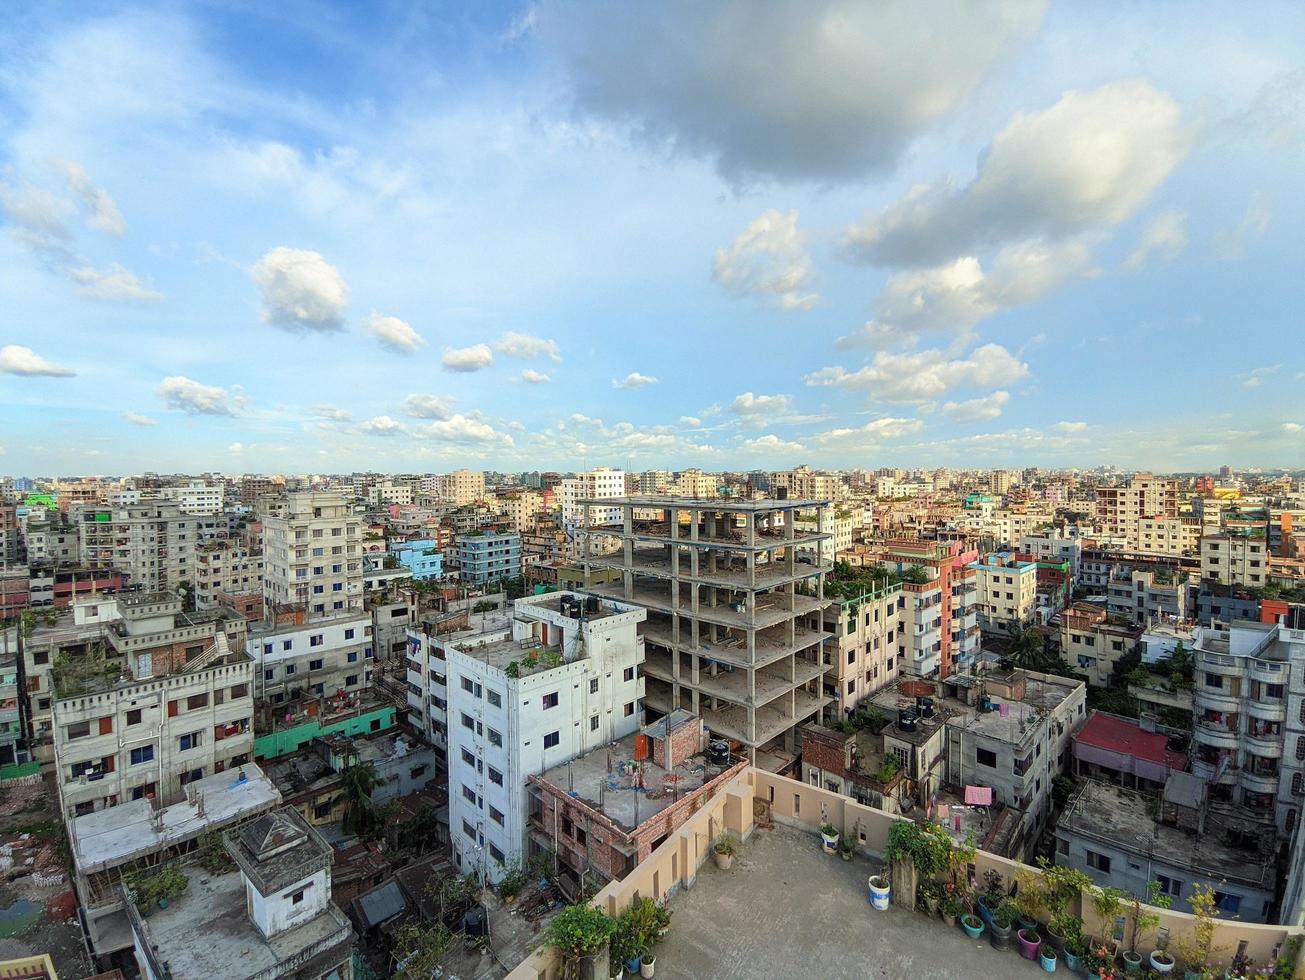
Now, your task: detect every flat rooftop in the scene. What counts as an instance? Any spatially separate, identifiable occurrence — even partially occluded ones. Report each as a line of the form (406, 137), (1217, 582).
(137, 864), (352, 980)
(1058, 780), (1274, 889)
(522, 593), (627, 622)
(578, 494), (831, 511)
(71, 764), (281, 873)
(653, 824), (1046, 979)
(535, 722), (740, 834)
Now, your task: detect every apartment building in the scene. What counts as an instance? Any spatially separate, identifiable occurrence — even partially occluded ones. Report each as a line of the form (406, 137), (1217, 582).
(558, 468), (626, 530)
(1095, 475), (1179, 539)
(819, 577), (904, 720)
(1135, 515), (1201, 557)
(159, 480), (224, 515)
(499, 489), (545, 531)
(972, 552), (1039, 634)
(772, 466), (841, 502)
(1201, 530), (1270, 588)
(194, 537), (264, 609)
(1059, 602), (1143, 686)
(261, 491), (363, 618)
(1, 625), (22, 768)
(51, 592), (254, 818)
(637, 470), (673, 494)
(442, 469), (486, 506)
(76, 499), (221, 592)
(0, 502), (20, 567)
(456, 530), (521, 584)
(1190, 618), (1305, 841)
(388, 537), (444, 580)
(22, 516), (79, 565)
(367, 480), (414, 507)
(1107, 567), (1187, 625)
(988, 470), (1015, 496)
(674, 468), (718, 498)
(579, 495), (830, 768)
(442, 593), (646, 883)
(248, 608), (374, 705)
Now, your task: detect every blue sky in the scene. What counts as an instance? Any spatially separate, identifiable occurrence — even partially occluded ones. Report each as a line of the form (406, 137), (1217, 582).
(1, 1), (1302, 476)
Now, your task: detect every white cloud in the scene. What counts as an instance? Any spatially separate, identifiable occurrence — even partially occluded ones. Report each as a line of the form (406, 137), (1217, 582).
(251, 247), (348, 331)
(495, 331), (561, 362)
(712, 209), (817, 311)
(1213, 193), (1271, 261)
(50, 158), (126, 235)
(66, 262), (163, 302)
(544, 1), (1045, 183)
(1282, 422), (1302, 434)
(815, 417), (925, 445)
(157, 375), (244, 415)
(843, 80), (1188, 266)
(0, 180), (72, 241)
(442, 344), (494, 372)
(837, 238), (1096, 347)
(730, 392), (793, 417)
(806, 343), (1027, 403)
(227, 442), (243, 454)
(358, 415), (405, 436)
(743, 433), (807, 453)
(943, 390), (1010, 422)
(417, 414), (513, 445)
(0, 345), (76, 377)
(1052, 421), (1088, 433)
(612, 372), (659, 389)
(362, 312), (425, 353)
(122, 411), (157, 426)
(1123, 210), (1187, 270)
(1238, 364), (1280, 388)
(680, 416), (701, 428)
(312, 405), (352, 422)
(402, 394), (455, 419)
(519, 368), (551, 384)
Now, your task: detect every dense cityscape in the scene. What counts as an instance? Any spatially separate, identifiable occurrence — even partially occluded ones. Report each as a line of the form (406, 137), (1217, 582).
(4, 2), (1305, 979)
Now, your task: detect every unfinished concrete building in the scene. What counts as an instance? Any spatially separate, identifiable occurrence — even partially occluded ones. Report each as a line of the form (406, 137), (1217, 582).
(579, 495), (831, 770)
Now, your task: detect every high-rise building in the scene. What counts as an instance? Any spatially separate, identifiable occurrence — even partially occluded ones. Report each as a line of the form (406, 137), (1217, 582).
(442, 469), (486, 506)
(558, 468), (626, 529)
(1094, 475), (1179, 540)
(455, 531), (522, 584)
(261, 491), (362, 619)
(75, 499), (222, 592)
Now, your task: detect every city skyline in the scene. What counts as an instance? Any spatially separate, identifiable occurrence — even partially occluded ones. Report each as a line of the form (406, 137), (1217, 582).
(3, 2), (1304, 474)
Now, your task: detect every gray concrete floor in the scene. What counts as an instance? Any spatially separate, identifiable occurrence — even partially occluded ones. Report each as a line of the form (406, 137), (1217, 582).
(649, 824), (1050, 979)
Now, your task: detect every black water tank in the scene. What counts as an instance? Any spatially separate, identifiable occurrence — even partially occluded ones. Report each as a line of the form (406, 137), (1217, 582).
(899, 710), (918, 732)
(585, 595), (599, 612)
(918, 697), (935, 719)
(463, 905), (488, 936)
(708, 740), (731, 766)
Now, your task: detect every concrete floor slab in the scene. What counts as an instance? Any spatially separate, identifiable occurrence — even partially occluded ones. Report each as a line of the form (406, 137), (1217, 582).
(650, 824), (1048, 979)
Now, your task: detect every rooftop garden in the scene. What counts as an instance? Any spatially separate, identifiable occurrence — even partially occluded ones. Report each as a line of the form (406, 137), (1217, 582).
(504, 648), (563, 678)
(52, 646), (122, 698)
(825, 561), (904, 601)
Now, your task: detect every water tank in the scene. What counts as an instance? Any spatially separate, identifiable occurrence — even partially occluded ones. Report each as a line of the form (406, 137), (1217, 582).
(899, 710), (918, 732)
(463, 905), (488, 936)
(917, 697), (935, 719)
(585, 596), (599, 612)
(708, 739), (731, 766)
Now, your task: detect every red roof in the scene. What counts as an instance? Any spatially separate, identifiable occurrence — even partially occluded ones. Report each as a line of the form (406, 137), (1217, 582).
(1074, 712), (1187, 770)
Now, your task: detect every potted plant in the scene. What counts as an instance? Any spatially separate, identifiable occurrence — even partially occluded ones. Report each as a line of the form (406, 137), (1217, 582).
(961, 908), (985, 939)
(1039, 942), (1058, 973)
(1171, 883), (1223, 980)
(544, 902), (617, 976)
(712, 832), (737, 871)
(941, 881), (964, 928)
(977, 869), (1006, 929)
(867, 874), (891, 910)
(917, 879), (941, 917)
(610, 917), (640, 977)
(1018, 925), (1043, 961)
(1090, 884), (1125, 948)
(1041, 861), (1093, 952)
(1063, 930), (1088, 973)
(1014, 867), (1049, 933)
(1083, 941), (1118, 980)
(1122, 882), (1168, 975)
(819, 822), (839, 853)
(990, 899), (1019, 952)
(838, 831), (855, 862)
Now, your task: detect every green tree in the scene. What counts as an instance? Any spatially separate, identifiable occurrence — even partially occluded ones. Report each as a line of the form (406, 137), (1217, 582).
(340, 760), (380, 835)
(391, 920), (453, 979)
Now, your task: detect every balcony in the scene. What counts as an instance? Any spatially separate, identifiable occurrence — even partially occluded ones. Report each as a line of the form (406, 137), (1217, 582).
(1190, 756), (1237, 785)
(1246, 698), (1286, 723)
(1241, 767), (1280, 794)
(1250, 661), (1287, 686)
(1192, 720), (1240, 751)
(1193, 688), (1240, 713)
(1244, 731), (1283, 758)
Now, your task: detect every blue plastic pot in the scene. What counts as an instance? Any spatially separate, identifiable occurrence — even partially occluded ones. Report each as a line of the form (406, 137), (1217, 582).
(961, 914), (984, 939)
(625, 957), (641, 974)
(1040, 948), (1057, 972)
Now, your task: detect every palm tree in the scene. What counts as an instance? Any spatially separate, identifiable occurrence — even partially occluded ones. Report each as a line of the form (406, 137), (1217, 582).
(340, 760), (380, 835)
(1007, 626), (1047, 670)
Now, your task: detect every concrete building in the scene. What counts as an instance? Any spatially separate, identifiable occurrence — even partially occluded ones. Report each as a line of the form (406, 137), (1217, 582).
(1072, 711), (1188, 792)
(441, 592), (646, 883)
(1202, 530), (1270, 588)
(1, 624), (22, 768)
(442, 469), (486, 506)
(558, 468), (626, 531)
(248, 609), (374, 706)
(128, 806), (353, 980)
(159, 480), (224, 515)
(580, 495), (831, 770)
(366, 481), (413, 507)
(772, 466), (841, 502)
(76, 499), (220, 592)
(499, 490), (545, 532)
(1107, 567), (1188, 626)
(51, 592), (255, 818)
(972, 552), (1039, 635)
(388, 537), (444, 580)
(195, 536), (264, 609)
(1135, 516), (1201, 558)
(674, 469), (718, 498)
(1095, 475), (1179, 540)
(1056, 778), (1276, 922)
(819, 579), (904, 720)
(1059, 602), (1144, 687)
(637, 470), (673, 495)
(261, 491), (363, 619)
(455, 530), (521, 584)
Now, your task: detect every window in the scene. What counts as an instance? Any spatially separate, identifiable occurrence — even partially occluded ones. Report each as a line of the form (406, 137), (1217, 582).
(291, 887), (306, 905)
(461, 747), (476, 767)
(462, 784), (478, 805)
(65, 721), (91, 740)
(314, 801), (332, 818)
(487, 689), (501, 708)
(1205, 672), (1223, 689)
(542, 691), (559, 710)
(345, 674), (358, 686)
(346, 651), (358, 663)
(186, 693), (209, 710)
(1213, 892), (1241, 915)
(310, 634), (324, 647)
(976, 747), (997, 768)
(489, 843), (505, 864)
(282, 640), (293, 651)
(179, 731), (202, 751)
(264, 669), (275, 681)
(285, 664), (296, 676)
(488, 727), (503, 747)
(1085, 850), (1111, 873)
(624, 702), (635, 717)
(462, 819), (477, 840)
(589, 678), (599, 694)
(313, 585), (324, 595)
(309, 658), (323, 670)
(590, 715), (600, 731)
(126, 709), (142, 725)
(488, 766), (504, 786)
(623, 667), (636, 682)
(462, 677), (475, 693)
(461, 713), (475, 731)
(543, 730), (560, 749)
(1156, 875), (1182, 898)
(489, 805), (505, 826)
(130, 745), (155, 765)
(344, 628), (355, 640)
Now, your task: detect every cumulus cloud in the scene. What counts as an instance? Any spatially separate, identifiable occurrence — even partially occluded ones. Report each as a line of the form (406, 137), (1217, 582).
(1123, 210), (1187, 270)
(943, 390), (1010, 422)
(743, 433), (807, 453)
(1212, 193), (1270, 261)
(358, 415), (405, 436)
(251, 247), (348, 331)
(730, 392), (793, 417)
(543, 1), (1045, 184)
(1281, 422), (1302, 434)
(519, 369), (551, 384)
(680, 416), (702, 428)
(402, 394), (455, 419)
(50, 158), (126, 235)
(122, 411), (157, 426)
(418, 414), (513, 445)
(66, 262), (163, 302)
(805, 343), (1027, 403)
(157, 375), (245, 415)
(815, 417), (925, 445)
(1238, 364), (1280, 389)
(612, 372), (659, 389)
(228, 442), (243, 454)
(1052, 421), (1088, 433)
(442, 344), (494, 372)
(0, 345), (76, 377)
(362, 312), (425, 353)
(495, 331), (561, 362)
(837, 238), (1096, 347)
(843, 80), (1188, 267)
(712, 209), (817, 310)
(312, 405), (352, 422)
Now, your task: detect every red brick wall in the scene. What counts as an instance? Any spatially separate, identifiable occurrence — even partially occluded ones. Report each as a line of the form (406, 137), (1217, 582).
(799, 728), (851, 777)
(651, 718), (703, 769)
